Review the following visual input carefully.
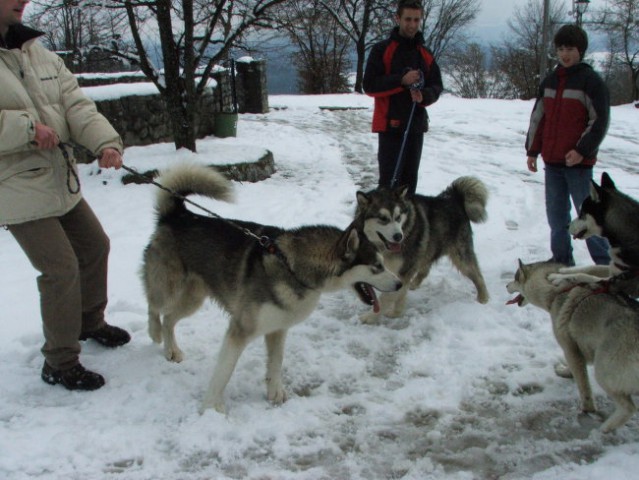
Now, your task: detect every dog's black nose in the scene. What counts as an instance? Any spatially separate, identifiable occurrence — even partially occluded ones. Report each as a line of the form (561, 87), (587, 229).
(393, 233), (403, 242)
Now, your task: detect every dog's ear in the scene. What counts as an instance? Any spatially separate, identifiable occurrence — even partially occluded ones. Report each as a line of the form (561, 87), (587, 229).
(396, 185), (410, 199)
(356, 191), (369, 207)
(600, 172), (616, 191)
(343, 228), (360, 260)
(516, 259), (529, 282)
(590, 179), (602, 202)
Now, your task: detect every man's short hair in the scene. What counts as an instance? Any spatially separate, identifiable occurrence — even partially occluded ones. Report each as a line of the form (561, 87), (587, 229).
(554, 25), (589, 58)
(397, 0), (423, 16)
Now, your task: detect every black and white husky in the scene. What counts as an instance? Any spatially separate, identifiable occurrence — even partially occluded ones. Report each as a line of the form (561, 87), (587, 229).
(141, 163), (401, 413)
(353, 177), (490, 323)
(549, 172), (639, 297)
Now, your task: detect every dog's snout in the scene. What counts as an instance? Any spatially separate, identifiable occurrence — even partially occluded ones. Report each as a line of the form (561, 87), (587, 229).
(393, 233), (403, 242)
(394, 280), (403, 291)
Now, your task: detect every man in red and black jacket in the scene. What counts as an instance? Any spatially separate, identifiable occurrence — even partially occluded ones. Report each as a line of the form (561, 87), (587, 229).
(363, 0), (443, 196)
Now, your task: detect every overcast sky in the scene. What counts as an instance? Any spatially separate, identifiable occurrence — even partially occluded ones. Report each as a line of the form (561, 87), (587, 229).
(472, 0), (602, 44)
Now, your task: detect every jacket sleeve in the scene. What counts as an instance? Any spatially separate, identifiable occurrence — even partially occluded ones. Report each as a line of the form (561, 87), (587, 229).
(526, 82), (546, 156)
(420, 58), (443, 106)
(363, 43), (404, 98)
(58, 57), (123, 155)
(0, 110), (37, 155)
(575, 72), (610, 158)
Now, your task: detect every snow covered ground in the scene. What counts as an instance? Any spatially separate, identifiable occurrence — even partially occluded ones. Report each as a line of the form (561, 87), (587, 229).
(1, 92), (638, 479)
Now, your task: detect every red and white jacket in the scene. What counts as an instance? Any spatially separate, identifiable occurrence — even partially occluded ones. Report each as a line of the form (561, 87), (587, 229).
(526, 62), (610, 167)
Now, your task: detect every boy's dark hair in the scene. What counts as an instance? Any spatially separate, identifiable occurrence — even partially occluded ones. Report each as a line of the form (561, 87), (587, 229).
(397, 0), (423, 16)
(554, 25), (588, 59)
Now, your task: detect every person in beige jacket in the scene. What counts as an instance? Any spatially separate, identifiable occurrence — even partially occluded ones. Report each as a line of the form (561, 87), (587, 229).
(1, 0), (130, 391)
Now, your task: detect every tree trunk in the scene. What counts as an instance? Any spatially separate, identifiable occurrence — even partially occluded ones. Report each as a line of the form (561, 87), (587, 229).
(354, 39), (366, 93)
(164, 92), (198, 152)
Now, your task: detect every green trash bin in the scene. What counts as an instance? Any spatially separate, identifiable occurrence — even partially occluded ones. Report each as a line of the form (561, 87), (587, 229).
(213, 112), (238, 138)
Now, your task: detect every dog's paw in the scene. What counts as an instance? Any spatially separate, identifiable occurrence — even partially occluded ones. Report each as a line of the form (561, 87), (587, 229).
(267, 387), (288, 405)
(477, 291), (490, 304)
(553, 362), (574, 379)
(164, 346), (184, 363)
(359, 310), (380, 325)
(148, 325), (162, 344)
(548, 273), (572, 286)
(199, 399), (226, 415)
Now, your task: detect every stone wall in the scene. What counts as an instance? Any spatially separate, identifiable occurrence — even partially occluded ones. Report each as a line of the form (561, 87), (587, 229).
(80, 59), (269, 153)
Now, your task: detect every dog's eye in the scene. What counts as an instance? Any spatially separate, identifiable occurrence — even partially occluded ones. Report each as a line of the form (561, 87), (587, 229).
(371, 263), (384, 274)
(378, 216), (390, 225)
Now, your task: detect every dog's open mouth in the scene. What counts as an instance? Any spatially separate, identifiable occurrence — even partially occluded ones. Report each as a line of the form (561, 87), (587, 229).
(506, 294), (525, 307)
(354, 282), (380, 313)
(377, 232), (402, 253)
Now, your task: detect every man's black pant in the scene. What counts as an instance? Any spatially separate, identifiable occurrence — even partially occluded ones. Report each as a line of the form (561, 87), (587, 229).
(377, 130), (424, 195)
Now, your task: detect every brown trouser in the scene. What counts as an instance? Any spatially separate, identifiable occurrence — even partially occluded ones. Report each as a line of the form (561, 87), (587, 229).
(9, 199), (110, 369)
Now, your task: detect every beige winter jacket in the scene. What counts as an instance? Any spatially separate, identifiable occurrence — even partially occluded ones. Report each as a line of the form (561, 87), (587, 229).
(0, 25), (123, 225)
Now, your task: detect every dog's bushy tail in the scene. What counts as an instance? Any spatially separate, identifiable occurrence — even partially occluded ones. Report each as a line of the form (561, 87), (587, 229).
(154, 163), (234, 216)
(452, 176), (489, 223)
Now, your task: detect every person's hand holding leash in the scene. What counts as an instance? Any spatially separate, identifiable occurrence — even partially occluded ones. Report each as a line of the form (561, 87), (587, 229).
(33, 123), (59, 150)
(527, 156), (538, 172)
(98, 148), (123, 170)
(401, 69), (421, 87)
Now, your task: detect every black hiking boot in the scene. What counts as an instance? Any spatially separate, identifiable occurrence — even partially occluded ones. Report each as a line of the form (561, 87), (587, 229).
(79, 324), (131, 348)
(41, 362), (105, 391)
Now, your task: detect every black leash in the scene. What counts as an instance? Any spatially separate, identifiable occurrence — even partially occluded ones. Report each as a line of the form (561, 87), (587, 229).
(390, 70), (424, 189)
(119, 160), (314, 291)
(57, 141), (314, 290)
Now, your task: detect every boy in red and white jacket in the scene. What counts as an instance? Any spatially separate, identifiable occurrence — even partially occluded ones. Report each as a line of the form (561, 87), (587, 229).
(525, 24), (610, 266)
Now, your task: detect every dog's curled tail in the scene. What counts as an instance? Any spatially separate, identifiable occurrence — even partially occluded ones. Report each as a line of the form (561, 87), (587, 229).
(452, 176), (489, 224)
(154, 162), (234, 216)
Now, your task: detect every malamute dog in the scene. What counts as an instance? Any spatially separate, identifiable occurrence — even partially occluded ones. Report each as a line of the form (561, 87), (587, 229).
(507, 260), (639, 432)
(354, 178), (489, 323)
(549, 172), (639, 297)
(141, 163), (402, 413)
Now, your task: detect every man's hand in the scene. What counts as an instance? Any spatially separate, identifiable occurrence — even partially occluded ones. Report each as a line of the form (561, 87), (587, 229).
(410, 89), (423, 103)
(401, 69), (422, 88)
(565, 149), (583, 167)
(527, 156), (538, 173)
(33, 123), (59, 150)
(98, 148), (123, 170)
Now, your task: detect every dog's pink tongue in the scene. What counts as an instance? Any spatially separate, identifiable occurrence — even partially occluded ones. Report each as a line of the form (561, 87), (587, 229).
(373, 297), (380, 313)
(389, 243), (402, 253)
(506, 294), (522, 305)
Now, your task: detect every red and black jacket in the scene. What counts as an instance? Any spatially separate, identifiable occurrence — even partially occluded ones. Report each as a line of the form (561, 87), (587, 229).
(363, 28), (443, 134)
(526, 62), (610, 167)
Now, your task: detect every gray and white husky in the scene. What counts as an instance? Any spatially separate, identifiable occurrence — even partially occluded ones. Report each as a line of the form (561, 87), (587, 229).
(353, 178), (489, 323)
(549, 172), (639, 297)
(507, 260), (639, 432)
(141, 163), (402, 413)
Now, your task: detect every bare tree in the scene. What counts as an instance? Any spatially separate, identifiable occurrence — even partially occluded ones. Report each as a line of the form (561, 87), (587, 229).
(594, 0), (639, 103)
(445, 42), (504, 98)
(276, 0), (352, 93)
(319, 0), (390, 93)
(491, 0), (566, 100)
(108, 0), (286, 152)
(26, 1), (132, 70)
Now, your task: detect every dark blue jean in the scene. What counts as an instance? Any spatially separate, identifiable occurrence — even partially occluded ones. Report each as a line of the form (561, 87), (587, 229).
(544, 165), (609, 266)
